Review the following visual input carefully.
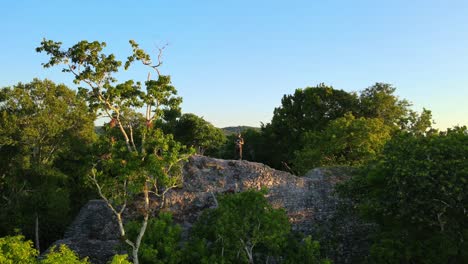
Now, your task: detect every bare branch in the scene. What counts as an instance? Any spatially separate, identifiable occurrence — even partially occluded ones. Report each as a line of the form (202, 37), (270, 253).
(163, 156), (188, 175)
(89, 168), (137, 251)
(210, 192), (219, 208)
(432, 198), (451, 208)
(150, 44), (167, 77)
(119, 180), (128, 215)
(114, 115), (133, 152)
(160, 184), (179, 209)
(89, 169), (118, 216)
(67, 64), (100, 90)
(129, 123), (137, 152)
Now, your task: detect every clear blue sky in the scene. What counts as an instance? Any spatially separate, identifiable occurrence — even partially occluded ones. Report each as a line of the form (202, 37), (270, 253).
(1, 0), (467, 129)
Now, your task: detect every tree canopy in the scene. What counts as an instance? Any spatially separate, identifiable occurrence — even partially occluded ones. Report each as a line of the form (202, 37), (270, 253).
(229, 82), (433, 173)
(260, 83), (360, 169)
(170, 113), (226, 155)
(293, 113), (393, 174)
(0, 79), (96, 250)
(0, 35), (459, 264)
(338, 127), (468, 263)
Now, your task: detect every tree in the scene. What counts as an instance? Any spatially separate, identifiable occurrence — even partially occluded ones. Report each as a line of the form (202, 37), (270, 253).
(253, 82), (431, 170)
(359, 83), (434, 134)
(125, 213), (182, 264)
(0, 79), (96, 250)
(261, 84), (360, 169)
(217, 128), (266, 162)
(171, 113), (226, 155)
(186, 190), (291, 264)
(402, 107), (434, 135)
(282, 235), (331, 264)
(359, 83), (414, 129)
(37, 39), (193, 264)
(338, 127), (468, 263)
(293, 113), (393, 174)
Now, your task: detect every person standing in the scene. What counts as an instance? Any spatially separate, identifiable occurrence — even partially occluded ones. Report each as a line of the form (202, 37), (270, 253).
(235, 133), (244, 160)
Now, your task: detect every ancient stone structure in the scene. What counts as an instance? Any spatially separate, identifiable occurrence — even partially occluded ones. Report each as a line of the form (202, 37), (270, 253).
(47, 200), (122, 264)
(49, 155), (368, 263)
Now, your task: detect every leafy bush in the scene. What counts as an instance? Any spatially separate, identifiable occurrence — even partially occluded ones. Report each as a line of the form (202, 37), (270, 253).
(283, 235), (331, 264)
(41, 244), (90, 264)
(126, 213), (183, 264)
(0, 235), (37, 264)
(185, 190), (329, 264)
(0, 235), (91, 264)
(108, 254), (132, 264)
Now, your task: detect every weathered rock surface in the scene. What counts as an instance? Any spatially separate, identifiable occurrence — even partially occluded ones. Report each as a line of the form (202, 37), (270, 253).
(164, 156), (354, 236)
(49, 155), (365, 263)
(47, 200), (122, 264)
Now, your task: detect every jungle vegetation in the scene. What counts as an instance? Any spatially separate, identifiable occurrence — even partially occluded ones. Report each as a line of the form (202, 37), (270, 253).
(0, 39), (466, 264)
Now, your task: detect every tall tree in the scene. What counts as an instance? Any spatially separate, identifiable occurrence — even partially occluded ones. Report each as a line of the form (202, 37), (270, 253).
(252, 82), (432, 171)
(359, 83), (412, 128)
(293, 113), (393, 174)
(338, 127), (468, 263)
(261, 84), (360, 169)
(171, 113), (226, 155)
(402, 107), (434, 135)
(0, 79), (95, 250)
(37, 39), (192, 264)
(217, 128), (266, 161)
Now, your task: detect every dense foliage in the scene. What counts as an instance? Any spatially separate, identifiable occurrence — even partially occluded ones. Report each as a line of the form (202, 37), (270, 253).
(185, 190), (330, 264)
(217, 128), (267, 161)
(259, 83), (360, 169)
(168, 113), (226, 155)
(126, 213), (183, 264)
(0, 79), (96, 250)
(217, 83), (432, 175)
(0, 235), (38, 264)
(1, 37), (464, 264)
(293, 113), (393, 174)
(338, 127), (468, 263)
(0, 235), (90, 263)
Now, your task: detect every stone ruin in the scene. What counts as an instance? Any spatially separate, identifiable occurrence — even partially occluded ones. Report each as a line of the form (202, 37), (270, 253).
(49, 155), (371, 263)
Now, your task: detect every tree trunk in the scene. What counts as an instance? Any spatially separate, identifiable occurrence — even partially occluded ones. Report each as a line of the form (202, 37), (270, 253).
(132, 184), (150, 264)
(245, 246), (254, 264)
(132, 247), (140, 264)
(131, 214), (149, 264)
(35, 212), (40, 252)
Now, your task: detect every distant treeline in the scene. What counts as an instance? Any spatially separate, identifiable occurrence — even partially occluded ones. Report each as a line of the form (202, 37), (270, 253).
(220, 126), (260, 135)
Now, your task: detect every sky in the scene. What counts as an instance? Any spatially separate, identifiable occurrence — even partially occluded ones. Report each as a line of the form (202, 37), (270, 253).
(1, 0), (467, 129)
